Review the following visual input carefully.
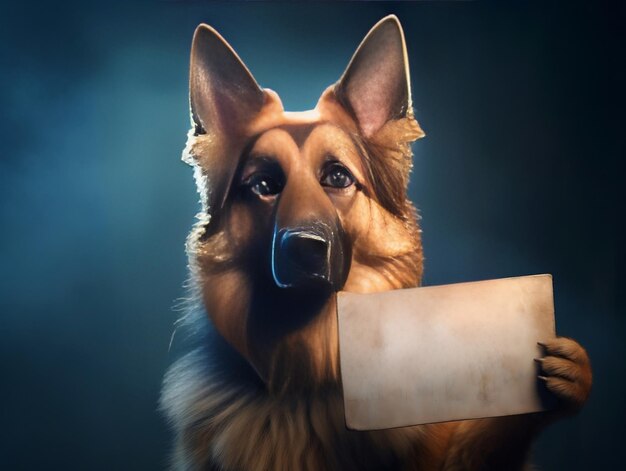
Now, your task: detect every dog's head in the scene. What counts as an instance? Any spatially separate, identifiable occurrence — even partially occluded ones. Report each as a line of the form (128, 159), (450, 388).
(184, 16), (424, 392)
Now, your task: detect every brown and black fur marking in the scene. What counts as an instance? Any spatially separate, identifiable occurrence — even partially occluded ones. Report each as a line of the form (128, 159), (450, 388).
(161, 16), (592, 471)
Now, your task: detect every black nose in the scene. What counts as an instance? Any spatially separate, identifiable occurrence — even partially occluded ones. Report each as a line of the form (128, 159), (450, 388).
(272, 229), (331, 288)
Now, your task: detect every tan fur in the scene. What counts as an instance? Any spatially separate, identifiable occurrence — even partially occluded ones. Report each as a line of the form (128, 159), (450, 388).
(162, 17), (592, 470)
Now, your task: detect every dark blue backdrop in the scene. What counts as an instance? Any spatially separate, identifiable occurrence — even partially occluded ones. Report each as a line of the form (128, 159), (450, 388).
(0, 1), (622, 469)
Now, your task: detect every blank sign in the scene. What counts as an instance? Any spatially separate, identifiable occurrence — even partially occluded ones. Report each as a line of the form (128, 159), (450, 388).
(337, 275), (555, 430)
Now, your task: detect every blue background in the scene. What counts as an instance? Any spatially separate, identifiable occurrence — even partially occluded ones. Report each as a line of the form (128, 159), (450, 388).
(0, 1), (622, 469)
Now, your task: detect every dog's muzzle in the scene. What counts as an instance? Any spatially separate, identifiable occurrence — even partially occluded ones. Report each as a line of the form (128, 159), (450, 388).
(272, 223), (350, 291)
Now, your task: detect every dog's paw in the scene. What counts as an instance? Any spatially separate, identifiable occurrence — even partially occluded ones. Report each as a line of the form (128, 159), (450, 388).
(536, 337), (592, 412)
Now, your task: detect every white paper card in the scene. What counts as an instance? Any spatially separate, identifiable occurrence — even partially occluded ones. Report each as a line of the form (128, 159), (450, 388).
(337, 275), (555, 430)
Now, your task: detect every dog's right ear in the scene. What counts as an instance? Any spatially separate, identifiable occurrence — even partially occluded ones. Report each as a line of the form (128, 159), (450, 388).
(187, 25), (266, 217)
(189, 24), (265, 138)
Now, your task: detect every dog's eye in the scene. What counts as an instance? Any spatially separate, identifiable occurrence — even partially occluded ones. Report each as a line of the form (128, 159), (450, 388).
(246, 174), (283, 197)
(321, 164), (355, 189)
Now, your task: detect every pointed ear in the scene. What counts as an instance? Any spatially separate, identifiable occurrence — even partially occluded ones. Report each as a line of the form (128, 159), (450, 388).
(335, 16), (414, 137)
(190, 24), (265, 137)
(186, 25), (268, 226)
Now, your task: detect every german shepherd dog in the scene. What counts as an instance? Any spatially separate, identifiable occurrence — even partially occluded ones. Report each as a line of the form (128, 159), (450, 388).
(161, 16), (592, 470)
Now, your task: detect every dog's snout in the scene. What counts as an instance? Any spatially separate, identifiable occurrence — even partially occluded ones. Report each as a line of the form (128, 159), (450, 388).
(273, 229), (331, 289)
(272, 221), (351, 291)
(282, 231), (329, 274)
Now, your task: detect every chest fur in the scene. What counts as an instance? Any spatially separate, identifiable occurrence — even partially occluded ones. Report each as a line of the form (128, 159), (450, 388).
(161, 348), (450, 471)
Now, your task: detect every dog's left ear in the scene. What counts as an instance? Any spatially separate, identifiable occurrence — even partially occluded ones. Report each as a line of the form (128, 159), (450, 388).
(334, 15), (416, 138)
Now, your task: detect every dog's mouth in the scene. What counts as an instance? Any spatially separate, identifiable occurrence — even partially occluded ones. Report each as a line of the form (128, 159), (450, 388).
(241, 221), (350, 381)
(245, 271), (342, 389)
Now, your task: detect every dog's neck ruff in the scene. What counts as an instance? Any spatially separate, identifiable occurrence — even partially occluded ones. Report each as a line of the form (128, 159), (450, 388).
(161, 330), (443, 471)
